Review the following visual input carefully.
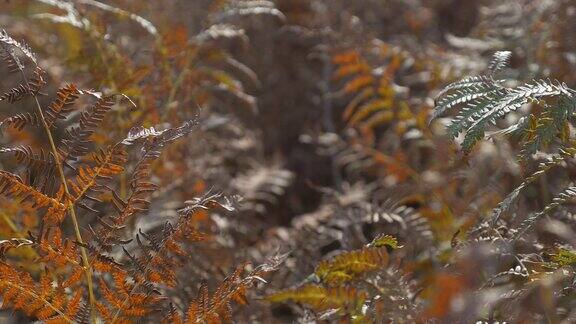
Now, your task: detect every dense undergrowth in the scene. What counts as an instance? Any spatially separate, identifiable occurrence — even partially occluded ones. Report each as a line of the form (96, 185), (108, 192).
(1, 0), (576, 323)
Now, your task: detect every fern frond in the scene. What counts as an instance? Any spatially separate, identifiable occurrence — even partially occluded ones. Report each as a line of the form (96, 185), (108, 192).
(67, 145), (127, 203)
(186, 259), (282, 323)
(124, 193), (220, 287)
(491, 146), (576, 224)
(1, 112), (41, 130)
(45, 84), (81, 128)
(36, 227), (81, 269)
(0, 171), (67, 225)
(0, 83), (33, 103)
(0, 29), (38, 65)
(0, 43), (24, 72)
(97, 272), (161, 319)
(466, 81), (572, 140)
(233, 165), (293, 214)
(315, 246), (389, 285)
(435, 51), (576, 153)
(517, 185), (576, 238)
(0, 262), (83, 323)
(435, 75), (498, 99)
(267, 284), (368, 312)
(0, 145), (59, 194)
(0, 146), (55, 171)
(488, 51), (512, 73)
(434, 82), (506, 121)
(95, 120), (198, 252)
(59, 95), (116, 164)
(0, 67), (46, 104)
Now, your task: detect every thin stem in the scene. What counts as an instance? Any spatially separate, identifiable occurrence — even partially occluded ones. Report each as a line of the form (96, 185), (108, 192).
(32, 94), (97, 323)
(0, 211), (19, 233)
(19, 64), (97, 323)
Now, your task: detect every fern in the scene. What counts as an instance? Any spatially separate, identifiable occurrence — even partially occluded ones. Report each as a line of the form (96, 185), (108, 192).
(333, 47), (419, 138)
(434, 51), (576, 154)
(0, 262), (84, 323)
(0, 28), (279, 323)
(267, 284), (367, 313)
(315, 246), (390, 285)
(268, 235), (401, 322)
(0, 171), (67, 225)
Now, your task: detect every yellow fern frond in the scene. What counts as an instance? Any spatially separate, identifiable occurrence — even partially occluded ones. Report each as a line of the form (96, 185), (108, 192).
(315, 247), (389, 285)
(266, 284), (368, 312)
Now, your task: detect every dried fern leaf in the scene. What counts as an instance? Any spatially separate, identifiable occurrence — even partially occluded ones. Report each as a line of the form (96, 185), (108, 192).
(0, 171), (67, 225)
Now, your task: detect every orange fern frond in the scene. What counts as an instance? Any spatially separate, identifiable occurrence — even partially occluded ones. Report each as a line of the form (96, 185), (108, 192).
(36, 227), (81, 269)
(67, 145), (127, 203)
(98, 276), (160, 319)
(45, 84), (81, 128)
(0, 171), (67, 225)
(0, 262), (84, 323)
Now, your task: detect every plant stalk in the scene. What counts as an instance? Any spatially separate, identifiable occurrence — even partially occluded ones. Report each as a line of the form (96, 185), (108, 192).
(31, 93), (96, 323)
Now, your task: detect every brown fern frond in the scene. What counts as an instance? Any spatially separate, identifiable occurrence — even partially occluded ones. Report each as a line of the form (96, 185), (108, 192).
(95, 120), (199, 252)
(59, 95), (116, 164)
(186, 259), (282, 324)
(0, 146), (58, 192)
(0, 83), (33, 103)
(0, 67), (46, 103)
(1, 112), (41, 130)
(0, 146), (55, 170)
(0, 43), (23, 73)
(314, 246), (390, 285)
(0, 171), (67, 225)
(0, 261), (84, 323)
(0, 83), (78, 132)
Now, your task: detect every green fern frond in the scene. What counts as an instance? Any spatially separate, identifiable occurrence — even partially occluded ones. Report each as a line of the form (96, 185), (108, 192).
(435, 51), (576, 154)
